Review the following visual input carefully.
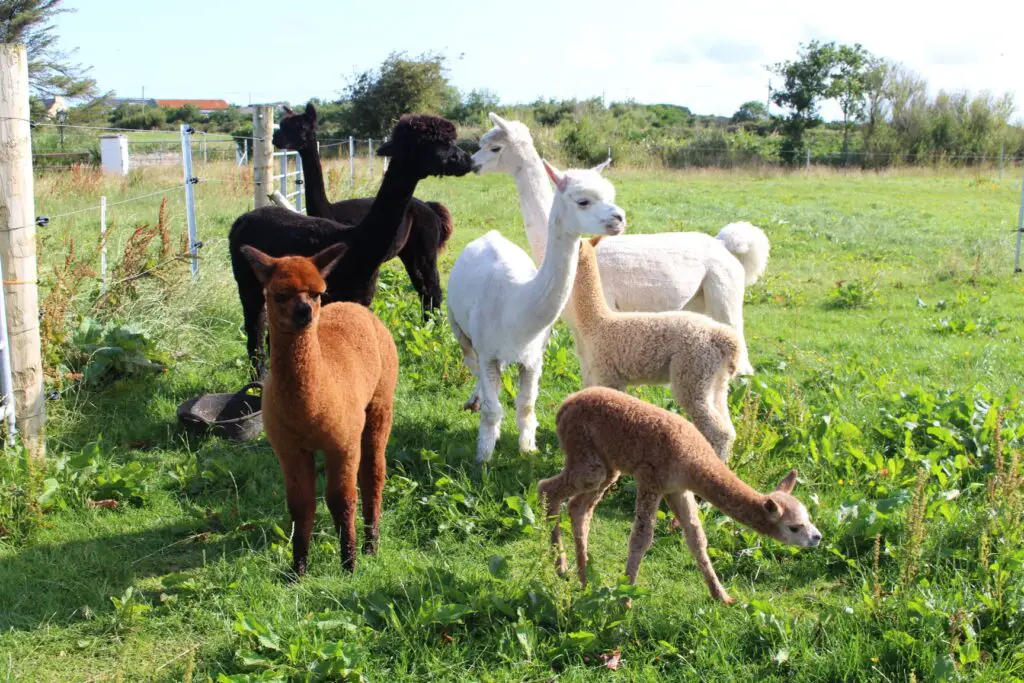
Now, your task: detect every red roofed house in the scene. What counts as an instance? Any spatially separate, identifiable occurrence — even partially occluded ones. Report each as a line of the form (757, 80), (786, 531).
(155, 99), (230, 113)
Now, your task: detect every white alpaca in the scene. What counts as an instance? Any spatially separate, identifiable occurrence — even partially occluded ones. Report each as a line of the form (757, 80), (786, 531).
(447, 160), (626, 463)
(470, 113), (770, 375)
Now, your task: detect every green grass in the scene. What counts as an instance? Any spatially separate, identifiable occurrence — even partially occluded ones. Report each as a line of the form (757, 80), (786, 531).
(2, 163), (1024, 681)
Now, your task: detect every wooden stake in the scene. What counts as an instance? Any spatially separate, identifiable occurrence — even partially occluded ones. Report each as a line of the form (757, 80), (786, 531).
(252, 105), (274, 209)
(0, 44), (46, 460)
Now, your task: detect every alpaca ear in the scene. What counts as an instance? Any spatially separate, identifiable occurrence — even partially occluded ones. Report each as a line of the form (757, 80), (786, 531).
(241, 245), (276, 285)
(282, 105), (295, 116)
(311, 243), (348, 278)
(305, 101), (317, 121)
(542, 159), (568, 192)
(592, 157), (611, 174)
(375, 139), (396, 157)
(764, 497), (785, 522)
(488, 112), (510, 131)
(776, 470), (798, 494)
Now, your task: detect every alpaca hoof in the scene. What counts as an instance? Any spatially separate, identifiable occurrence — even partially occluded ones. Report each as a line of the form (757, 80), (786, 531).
(669, 517), (682, 532)
(716, 592), (736, 605)
(555, 555), (569, 577)
(622, 597), (634, 610)
(519, 436), (537, 453)
(737, 361), (755, 376)
(463, 395), (481, 412)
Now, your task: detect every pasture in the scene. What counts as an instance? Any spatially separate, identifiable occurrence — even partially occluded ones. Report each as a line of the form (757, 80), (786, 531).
(1, 162), (1023, 681)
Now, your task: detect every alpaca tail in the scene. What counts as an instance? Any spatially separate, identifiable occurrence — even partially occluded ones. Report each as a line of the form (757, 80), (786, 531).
(716, 222), (770, 286)
(426, 201), (454, 251)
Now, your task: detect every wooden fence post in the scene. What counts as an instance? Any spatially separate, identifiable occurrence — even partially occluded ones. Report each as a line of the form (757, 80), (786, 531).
(252, 105), (274, 208)
(0, 44), (46, 460)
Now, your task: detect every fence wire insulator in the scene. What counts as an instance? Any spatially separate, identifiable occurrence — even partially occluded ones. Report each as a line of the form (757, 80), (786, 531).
(185, 126), (196, 134)
(187, 177), (199, 185)
(35, 216), (48, 227)
(193, 241), (204, 249)
(294, 178), (303, 186)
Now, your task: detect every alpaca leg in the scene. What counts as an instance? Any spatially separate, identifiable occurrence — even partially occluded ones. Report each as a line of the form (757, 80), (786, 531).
(666, 491), (733, 603)
(673, 381), (735, 463)
(280, 453), (316, 576)
(569, 471), (620, 587)
(516, 361), (541, 453)
(242, 294), (268, 379)
(399, 249), (441, 316)
(451, 320), (481, 411)
(475, 359), (504, 463)
(325, 441), (362, 572)
(703, 278), (753, 375)
(538, 470), (574, 576)
(359, 399), (393, 556)
(625, 489), (662, 588)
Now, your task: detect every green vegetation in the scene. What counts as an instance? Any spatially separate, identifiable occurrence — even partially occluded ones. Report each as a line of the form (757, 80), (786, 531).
(1, 162), (1023, 680)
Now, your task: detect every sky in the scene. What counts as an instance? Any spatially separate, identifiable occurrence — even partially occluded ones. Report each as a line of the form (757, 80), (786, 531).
(55, 0), (1021, 120)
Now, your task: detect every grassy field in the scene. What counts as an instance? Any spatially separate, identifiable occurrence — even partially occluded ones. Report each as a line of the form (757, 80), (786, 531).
(2, 161), (1024, 681)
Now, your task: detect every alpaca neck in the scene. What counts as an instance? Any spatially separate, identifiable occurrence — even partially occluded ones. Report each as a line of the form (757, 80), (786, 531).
(354, 157), (418, 263)
(268, 323), (322, 400)
(570, 248), (611, 334)
(688, 459), (776, 537)
(511, 145), (554, 263)
(517, 216), (581, 331)
(294, 142), (333, 218)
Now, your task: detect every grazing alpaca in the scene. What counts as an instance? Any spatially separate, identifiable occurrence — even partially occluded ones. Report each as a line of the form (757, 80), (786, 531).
(242, 243), (399, 576)
(471, 112), (769, 375)
(447, 160), (625, 463)
(273, 103), (455, 313)
(539, 387), (821, 603)
(570, 236), (739, 461)
(230, 114), (473, 377)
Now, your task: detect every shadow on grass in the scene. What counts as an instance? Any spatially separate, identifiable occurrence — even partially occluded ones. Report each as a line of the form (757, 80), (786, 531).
(0, 516), (247, 632)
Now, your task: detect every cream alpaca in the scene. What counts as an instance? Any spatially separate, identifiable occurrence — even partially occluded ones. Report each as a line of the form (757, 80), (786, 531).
(470, 112), (769, 375)
(539, 387), (822, 603)
(570, 236), (739, 460)
(447, 161), (625, 463)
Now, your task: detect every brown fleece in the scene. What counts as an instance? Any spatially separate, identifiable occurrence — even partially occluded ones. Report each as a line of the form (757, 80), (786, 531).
(538, 386), (811, 604)
(242, 243), (399, 577)
(569, 237), (739, 461)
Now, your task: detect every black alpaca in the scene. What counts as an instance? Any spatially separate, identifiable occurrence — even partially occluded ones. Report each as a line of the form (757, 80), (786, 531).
(273, 103), (454, 313)
(229, 114), (473, 378)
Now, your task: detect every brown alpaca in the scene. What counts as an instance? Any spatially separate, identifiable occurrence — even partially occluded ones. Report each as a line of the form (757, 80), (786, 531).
(539, 387), (821, 604)
(568, 236), (739, 461)
(242, 243), (399, 576)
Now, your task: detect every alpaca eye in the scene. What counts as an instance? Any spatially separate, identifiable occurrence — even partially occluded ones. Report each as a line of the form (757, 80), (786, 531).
(490, 146), (501, 153)
(310, 292), (321, 300)
(577, 199), (591, 207)
(788, 525), (803, 533)
(274, 294), (290, 304)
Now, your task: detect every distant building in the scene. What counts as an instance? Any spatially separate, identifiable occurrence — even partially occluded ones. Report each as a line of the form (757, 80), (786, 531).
(41, 96), (67, 118)
(105, 97), (158, 109)
(155, 99), (230, 113)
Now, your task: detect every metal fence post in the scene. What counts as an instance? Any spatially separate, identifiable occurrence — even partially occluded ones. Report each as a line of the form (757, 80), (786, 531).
(368, 138), (373, 178)
(0, 253), (16, 443)
(295, 153), (304, 214)
(279, 151), (288, 197)
(349, 135), (355, 188)
(180, 124), (199, 279)
(100, 195), (107, 293)
(1015, 167), (1024, 274)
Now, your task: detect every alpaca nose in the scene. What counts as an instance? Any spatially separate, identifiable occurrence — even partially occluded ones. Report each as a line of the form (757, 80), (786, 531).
(293, 303), (312, 327)
(810, 531), (822, 546)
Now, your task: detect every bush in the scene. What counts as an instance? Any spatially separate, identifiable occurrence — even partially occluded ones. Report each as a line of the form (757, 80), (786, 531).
(558, 117), (609, 166)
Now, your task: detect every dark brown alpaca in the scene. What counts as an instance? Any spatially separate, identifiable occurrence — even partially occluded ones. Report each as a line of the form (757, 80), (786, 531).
(273, 103), (455, 313)
(242, 243), (399, 576)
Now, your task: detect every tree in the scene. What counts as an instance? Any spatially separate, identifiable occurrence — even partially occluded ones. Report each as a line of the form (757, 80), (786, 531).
(340, 51), (451, 138)
(0, 0), (96, 100)
(769, 40), (837, 162)
(828, 43), (873, 162)
(731, 100), (768, 124)
(444, 88), (501, 125)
